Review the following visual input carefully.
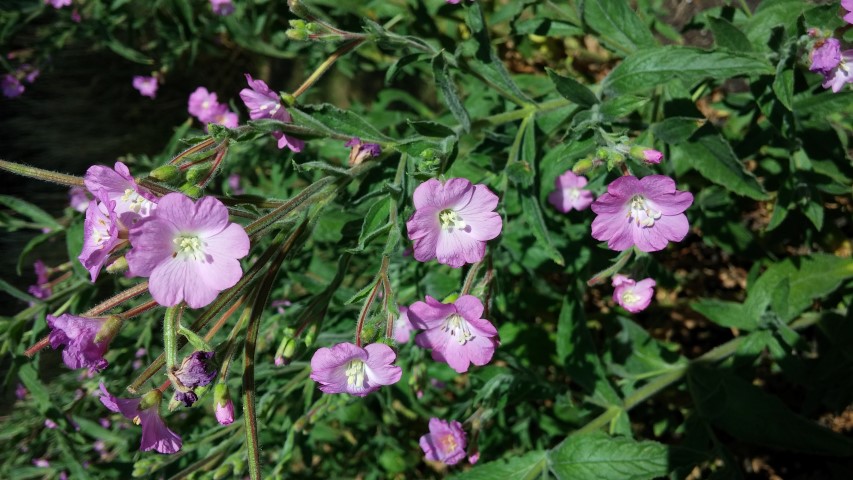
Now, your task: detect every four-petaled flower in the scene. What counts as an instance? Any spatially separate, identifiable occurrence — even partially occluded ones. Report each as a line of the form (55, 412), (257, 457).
(79, 191), (119, 281)
(126, 193), (250, 308)
(47, 314), (112, 371)
(239, 73), (303, 152)
(84, 161), (158, 226)
(409, 295), (497, 373)
(99, 384), (182, 454)
(612, 274), (656, 313)
(419, 418), (467, 465)
(591, 175), (693, 252)
(548, 171), (594, 213)
(310, 342), (402, 397)
(406, 178), (502, 268)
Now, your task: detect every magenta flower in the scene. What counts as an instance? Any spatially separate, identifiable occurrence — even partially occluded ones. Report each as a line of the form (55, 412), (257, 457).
(2, 74), (24, 98)
(239, 74), (303, 152)
(210, 0), (235, 15)
(47, 314), (111, 371)
(126, 193), (250, 308)
(810, 39), (841, 75)
(345, 137), (382, 165)
(188, 87), (222, 123)
(211, 105), (239, 128)
(28, 260), (51, 299)
(822, 51), (853, 93)
(69, 186), (91, 212)
(642, 149), (663, 164)
(132, 76), (158, 99)
(393, 306), (414, 344)
(214, 384), (234, 425)
(45, 0), (72, 8)
(612, 275), (656, 313)
(843, 0), (853, 25)
(419, 418), (467, 465)
(591, 175), (693, 252)
(172, 351), (216, 406)
(409, 295), (497, 373)
(548, 171), (594, 213)
(309, 342), (402, 397)
(99, 384), (182, 454)
(84, 162), (157, 225)
(406, 178), (502, 268)
(15, 383), (27, 400)
(79, 193), (119, 281)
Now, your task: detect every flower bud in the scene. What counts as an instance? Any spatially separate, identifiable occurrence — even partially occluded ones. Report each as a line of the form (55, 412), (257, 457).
(179, 183), (203, 198)
(629, 145), (663, 164)
(149, 165), (181, 183)
(572, 157), (594, 174)
(213, 384), (234, 425)
(286, 28), (309, 41)
(94, 315), (123, 344)
(138, 389), (163, 412)
(303, 323), (318, 347)
(185, 163), (214, 184)
(105, 256), (128, 274)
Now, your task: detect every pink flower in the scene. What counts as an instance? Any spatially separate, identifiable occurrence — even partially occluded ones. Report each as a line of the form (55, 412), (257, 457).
(309, 342), (402, 397)
(612, 275), (656, 313)
(409, 295), (497, 373)
(844, 0), (853, 25)
(239, 74), (303, 152)
(79, 192), (120, 281)
(419, 418), (466, 465)
(591, 175), (693, 252)
(211, 105), (239, 128)
(33, 458), (50, 468)
(406, 178), (502, 268)
(84, 162), (158, 225)
(69, 186), (91, 212)
(213, 384), (234, 425)
(548, 171), (594, 213)
(126, 193), (250, 309)
(188, 87), (222, 123)
(210, 0), (235, 15)
(28, 260), (51, 299)
(47, 314), (111, 371)
(822, 50), (853, 93)
(99, 384), (182, 454)
(810, 39), (841, 75)
(44, 419), (58, 429)
(642, 149), (663, 164)
(45, 0), (71, 8)
(393, 306), (414, 344)
(132, 76), (158, 99)
(2, 74), (24, 98)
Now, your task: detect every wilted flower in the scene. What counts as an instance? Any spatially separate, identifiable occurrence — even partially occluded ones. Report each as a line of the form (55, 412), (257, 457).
(406, 178), (502, 268)
(409, 295), (498, 373)
(345, 137), (382, 165)
(309, 342), (402, 397)
(126, 193), (250, 308)
(811, 38), (841, 75)
(132, 75), (158, 99)
(393, 305), (414, 344)
(171, 351), (216, 407)
(99, 384), (181, 454)
(591, 175), (693, 252)
(47, 314), (116, 371)
(548, 171), (594, 213)
(419, 418), (467, 465)
(612, 274), (656, 313)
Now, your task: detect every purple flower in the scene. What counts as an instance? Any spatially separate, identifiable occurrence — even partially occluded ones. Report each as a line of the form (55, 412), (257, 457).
(172, 351), (216, 406)
(15, 383), (27, 400)
(28, 260), (51, 299)
(642, 149), (663, 164)
(393, 306), (414, 344)
(188, 87), (222, 123)
(69, 186), (91, 212)
(71, 9), (81, 22)
(33, 458), (50, 468)
(45, 0), (72, 8)
(821, 50), (853, 93)
(239, 74), (303, 153)
(213, 384), (234, 425)
(84, 162), (158, 225)
(844, 0), (853, 25)
(99, 384), (182, 454)
(211, 105), (239, 128)
(210, 0), (235, 15)
(228, 173), (244, 195)
(406, 178), (502, 268)
(2, 74), (24, 98)
(47, 314), (110, 371)
(126, 193), (250, 308)
(409, 295), (498, 373)
(612, 275), (656, 313)
(810, 39), (841, 75)
(132, 76), (158, 99)
(419, 418), (466, 465)
(591, 175), (693, 252)
(548, 171), (594, 213)
(78, 193), (119, 281)
(345, 137), (382, 165)
(44, 419), (58, 429)
(309, 342), (402, 397)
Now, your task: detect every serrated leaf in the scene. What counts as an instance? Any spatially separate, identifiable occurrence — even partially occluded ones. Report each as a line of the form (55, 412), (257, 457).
(432, 53), (471, 132)
(451, 450), (547, 480)
(549, 432), (706, 480)
(289, 104), (392, 143)
(583, 0), (657, 55)
(547, 69), (598, 108)
(603, 47), (773, 95)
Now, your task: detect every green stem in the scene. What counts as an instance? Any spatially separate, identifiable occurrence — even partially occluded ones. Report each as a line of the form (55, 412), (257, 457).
(292, 38), (366, 99)
(163, 305), (184, 370)
(0, 159), (85, 187)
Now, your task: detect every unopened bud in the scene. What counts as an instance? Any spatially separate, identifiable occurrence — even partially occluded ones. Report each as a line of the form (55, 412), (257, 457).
(150, 165), (181, 182)
(185, 163), (213, 184)
(213, 384), (234, 425)
(572, 158), (594, 174)
(138, 389), (163, 412)
(179, 183), (203, 198)
(106, 256), (128, 274)
(280, 92), (296, 107)
(95, 315), (123, 344)
(629, 145), (663, 164)
(303, 324), (318, 347)
(286, 28), (308, 41)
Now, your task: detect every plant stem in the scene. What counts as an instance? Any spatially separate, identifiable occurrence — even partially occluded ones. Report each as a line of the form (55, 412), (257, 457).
(292, 38), (366, 99)
(0, 159), (85, 187)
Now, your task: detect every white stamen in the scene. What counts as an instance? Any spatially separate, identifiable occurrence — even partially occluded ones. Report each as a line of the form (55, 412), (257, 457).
(439, 209), (467, 232)
(442, 314), (474, 345)
(345, 360), (366, 389)
(628, 195), (662, 228)
(173, 235), (205, 261)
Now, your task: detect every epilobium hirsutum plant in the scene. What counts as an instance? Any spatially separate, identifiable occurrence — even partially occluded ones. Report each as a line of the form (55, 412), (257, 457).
(2, 0), (853, 478)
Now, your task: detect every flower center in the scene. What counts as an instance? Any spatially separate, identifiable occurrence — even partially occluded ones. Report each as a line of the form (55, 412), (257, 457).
(173, 235), (204, 261)
(442, 314), (474, 345)
(91, 217), (111, 246)
(121, 188), (154, 215)
(345, 360), (366, 389)
(439, 209), (466, 232)
(627, 195), (662, 228)
(565, 187), (581, 200)
(620, 289), (640, 306)
(440, 433), (458, 454)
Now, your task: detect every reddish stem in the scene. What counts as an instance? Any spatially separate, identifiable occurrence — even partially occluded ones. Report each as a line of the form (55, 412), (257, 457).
(24, 336), (50, 357)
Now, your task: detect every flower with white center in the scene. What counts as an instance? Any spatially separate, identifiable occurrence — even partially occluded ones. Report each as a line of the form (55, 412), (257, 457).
(309, 342), (402, 397)
(612, 274), (656, 313)
(548, 171), (594, 213)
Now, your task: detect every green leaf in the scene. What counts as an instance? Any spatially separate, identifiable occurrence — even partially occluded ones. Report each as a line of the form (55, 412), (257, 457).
(521, 194), (564, 266)
(66, 220), (88, 279)
(603, 47), (773, 96)
(773, 63), (794, 111)
(583, 0), (657, 55)
(743, 0), (808, 51)
(599, 95), (649, 119)
(691, 299), (756, 330)
(357, 196), (392, 250)
(104, 37), (152, 64)
(749, 254), (853, 323)
(18, 363), (53, 414)
(549, 432), (706, 480)
(546, 68), (598, 108)
(673, 125), (768, 200)
(289, 104), (392, 143)
(651, 117), (705, 144)
(432, 53), (471, 132)
(0, 194), (62, 230)
(452, 450), (547, 480)
(0, 277), (41, 305)
(605, 317), (686, 377)
(707, 16), (752, 52)
(689, 365), (853, 456)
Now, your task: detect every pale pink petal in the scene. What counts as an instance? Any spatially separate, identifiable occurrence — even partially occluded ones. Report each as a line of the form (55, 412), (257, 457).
(436, 230), (486, 268)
